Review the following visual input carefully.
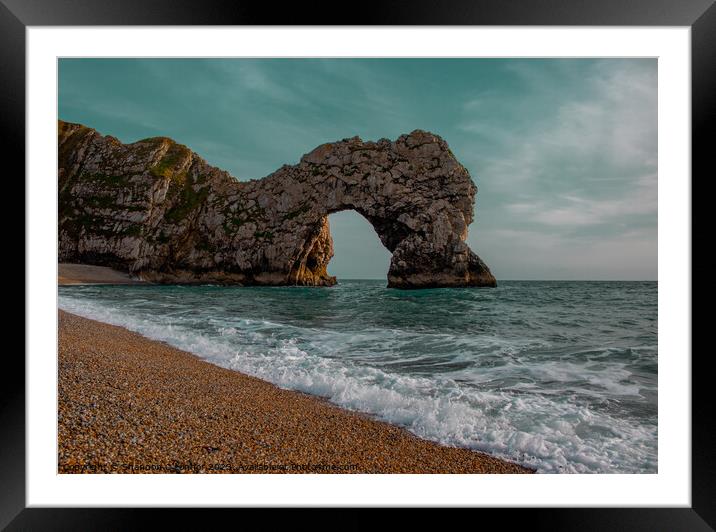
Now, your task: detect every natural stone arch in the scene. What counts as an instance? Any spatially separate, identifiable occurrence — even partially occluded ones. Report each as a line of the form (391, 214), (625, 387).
(58, 121), (496, 288)
(322, 209), (392, 281)
(287, 207), (400, 286)
(283, 205), (413, 287)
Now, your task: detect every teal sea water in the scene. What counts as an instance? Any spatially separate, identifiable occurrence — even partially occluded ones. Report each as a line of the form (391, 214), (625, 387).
(58, 280), (657, 473)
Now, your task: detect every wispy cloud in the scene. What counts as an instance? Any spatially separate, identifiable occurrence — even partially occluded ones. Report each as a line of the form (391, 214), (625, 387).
(459, 60), (656, 218)
(470, 224), (657, 280)
(454, 59), (657, 279)
(504, 172), (656, 228)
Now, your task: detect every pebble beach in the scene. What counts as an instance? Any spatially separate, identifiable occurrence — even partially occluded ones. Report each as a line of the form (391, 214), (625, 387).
(58, 310), (532, 474)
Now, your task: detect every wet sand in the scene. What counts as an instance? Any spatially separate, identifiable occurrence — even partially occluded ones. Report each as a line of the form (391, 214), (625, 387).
(58, 310), (533, 474)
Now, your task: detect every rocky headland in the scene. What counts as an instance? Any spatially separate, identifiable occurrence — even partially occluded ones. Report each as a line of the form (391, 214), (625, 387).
(58, 120), (496, 287)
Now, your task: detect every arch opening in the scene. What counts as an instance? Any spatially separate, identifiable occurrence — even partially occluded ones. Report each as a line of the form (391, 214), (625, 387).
(327, 210), (392, 281)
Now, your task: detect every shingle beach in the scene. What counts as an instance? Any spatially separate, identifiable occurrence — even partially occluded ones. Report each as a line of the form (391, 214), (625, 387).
(58, 310), (533, 474)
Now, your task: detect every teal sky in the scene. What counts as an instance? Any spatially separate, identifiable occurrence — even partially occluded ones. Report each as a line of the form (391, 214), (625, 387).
(59, 58), (657, 280)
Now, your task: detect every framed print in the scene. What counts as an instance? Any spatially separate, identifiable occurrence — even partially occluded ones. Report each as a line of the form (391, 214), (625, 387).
(5, 0), (714, 528)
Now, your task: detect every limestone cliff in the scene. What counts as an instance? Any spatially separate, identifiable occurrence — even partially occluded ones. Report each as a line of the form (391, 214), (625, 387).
(58, 120), (496, 288)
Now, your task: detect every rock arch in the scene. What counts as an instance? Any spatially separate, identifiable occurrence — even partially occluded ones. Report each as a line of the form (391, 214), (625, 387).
(323, 209), (393, 280)
(58, 121), (496, 288)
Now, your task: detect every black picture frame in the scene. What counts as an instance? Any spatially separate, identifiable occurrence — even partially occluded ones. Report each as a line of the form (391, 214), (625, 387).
(5, 0), (713, 528)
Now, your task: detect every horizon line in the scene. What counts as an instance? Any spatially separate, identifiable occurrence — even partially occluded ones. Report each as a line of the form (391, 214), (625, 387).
(334, 278), (658, 282)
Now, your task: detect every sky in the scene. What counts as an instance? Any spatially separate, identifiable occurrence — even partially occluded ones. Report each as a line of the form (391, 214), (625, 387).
(58, 58), (657, 280)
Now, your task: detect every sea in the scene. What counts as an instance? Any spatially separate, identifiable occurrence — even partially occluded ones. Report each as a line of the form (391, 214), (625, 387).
(58, 280), (658, 474)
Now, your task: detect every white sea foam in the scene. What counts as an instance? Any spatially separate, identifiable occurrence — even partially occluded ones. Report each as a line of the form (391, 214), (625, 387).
(58, 291), (657, 474)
